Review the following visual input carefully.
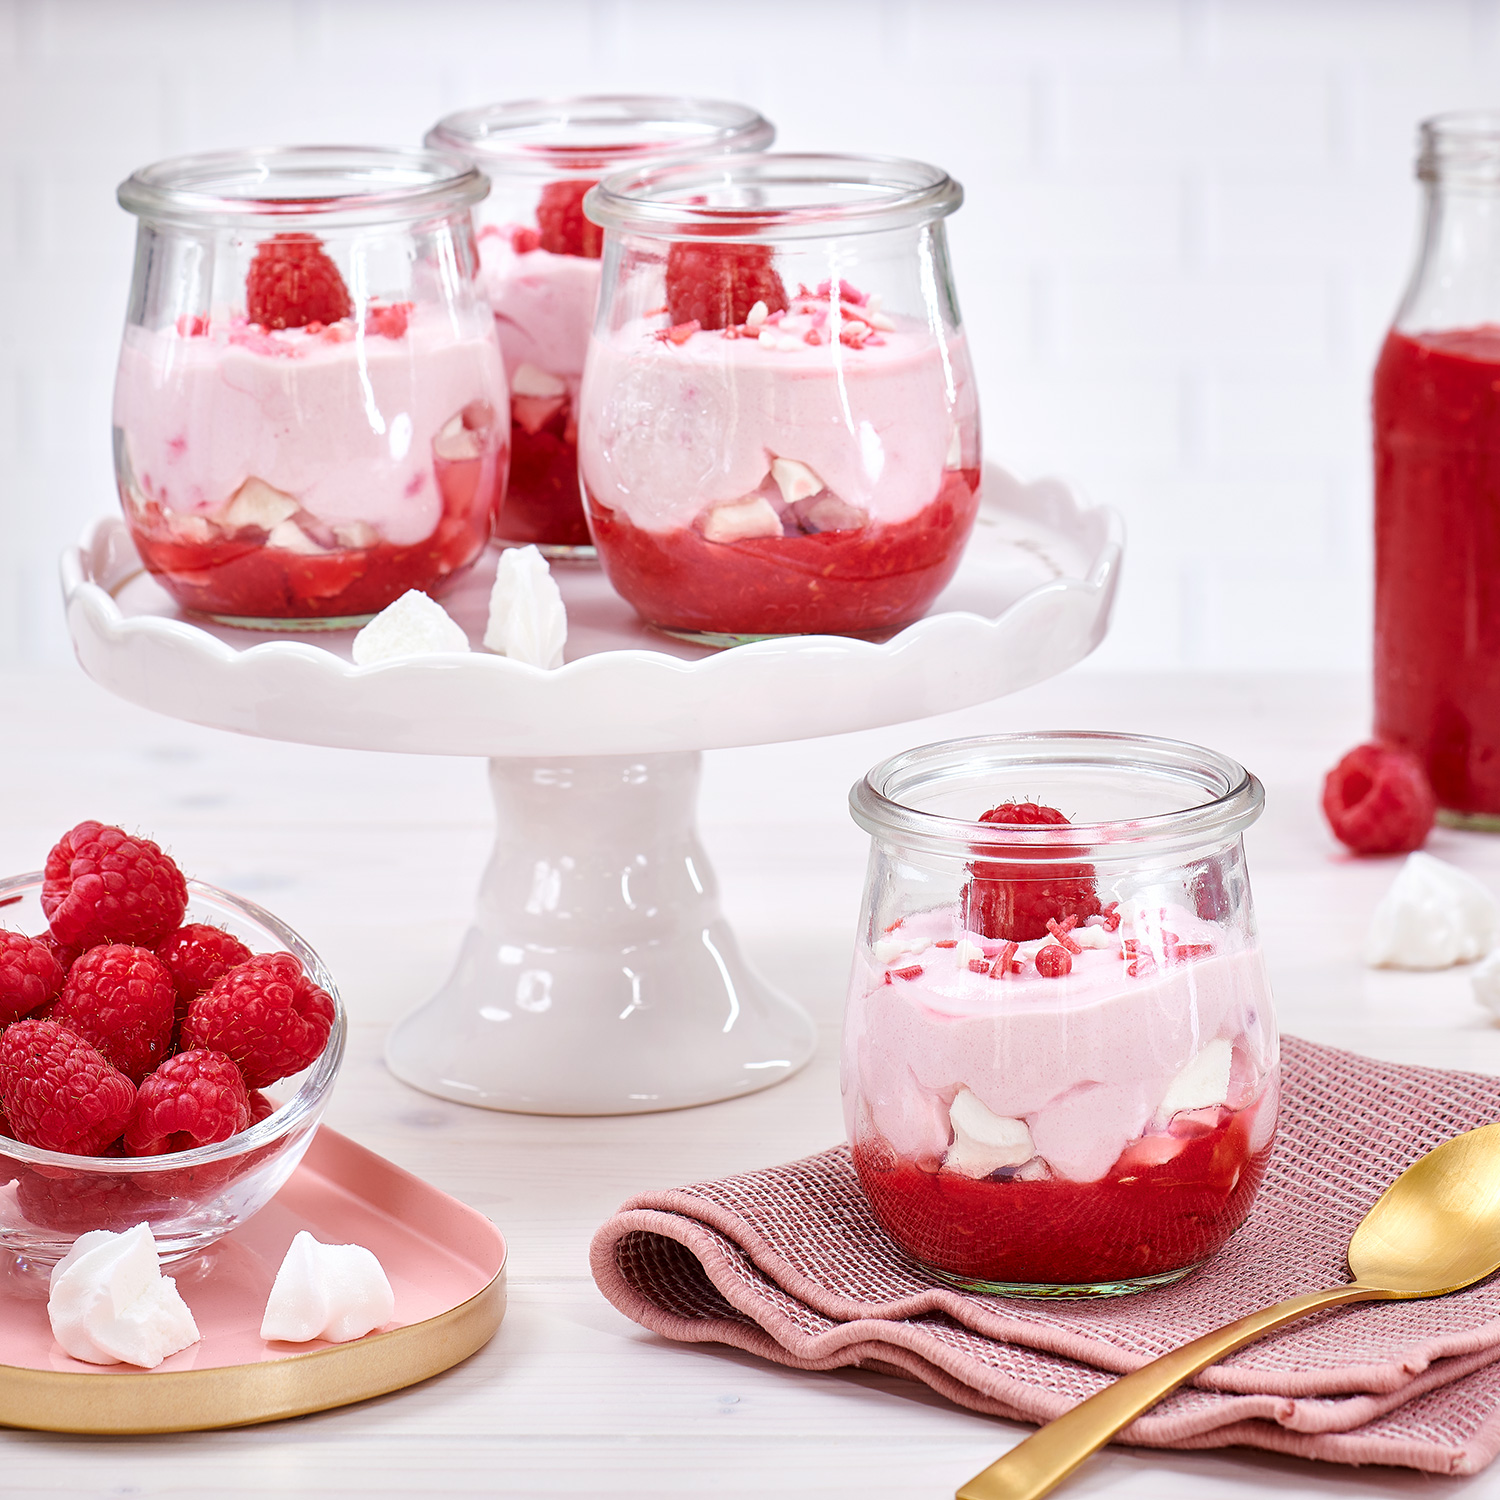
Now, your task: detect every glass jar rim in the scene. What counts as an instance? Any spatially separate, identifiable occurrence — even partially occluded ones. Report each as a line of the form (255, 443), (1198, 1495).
(117, 145), (489, 228)
(0, 872), (346, 1173)
(584, 152), (963, 241)
(425, 94), (774, 176)
(1418, 111), (1500, 184)
(850, 731), (1265, 862)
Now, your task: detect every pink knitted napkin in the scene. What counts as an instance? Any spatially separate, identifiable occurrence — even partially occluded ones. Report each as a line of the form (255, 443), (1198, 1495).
(591, 1036), (1500, 1475)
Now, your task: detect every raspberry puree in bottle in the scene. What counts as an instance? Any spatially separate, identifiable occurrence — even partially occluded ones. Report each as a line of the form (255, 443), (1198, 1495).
(1375, 326), (1500, 818)
(426, 97), (774, 558)
(1373, 114), (1500, 822)
(579, 154), (981, 641)
(843, 733), (1277, 1297)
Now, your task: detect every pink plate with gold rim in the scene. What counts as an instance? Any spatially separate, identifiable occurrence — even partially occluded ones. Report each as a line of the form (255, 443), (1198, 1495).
(0, 1126), (506, 1433)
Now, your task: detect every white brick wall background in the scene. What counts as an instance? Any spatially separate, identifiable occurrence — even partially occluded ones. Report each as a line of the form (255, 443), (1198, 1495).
(1, 0), (1494, 674)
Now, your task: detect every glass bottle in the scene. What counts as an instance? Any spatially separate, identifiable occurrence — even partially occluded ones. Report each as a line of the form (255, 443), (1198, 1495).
(842, 732), (1278, 1297)
(1375, 112), (1500, 823)
(426, 96), (774, 558)
(114, 146), (507, 629)
(578, 153), (982, 644)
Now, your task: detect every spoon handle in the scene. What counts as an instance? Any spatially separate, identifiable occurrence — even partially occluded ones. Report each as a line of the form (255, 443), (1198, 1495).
(955, 1283), (1383, 1500)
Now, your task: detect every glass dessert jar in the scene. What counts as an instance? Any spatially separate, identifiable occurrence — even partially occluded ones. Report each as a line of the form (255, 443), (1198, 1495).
(842, 732), (1278, 1298)
(1375, 113), (1500, 824)
(578, 153), (982, 643)
(113, 146), (508, 629)
(426, 96), (774, 557)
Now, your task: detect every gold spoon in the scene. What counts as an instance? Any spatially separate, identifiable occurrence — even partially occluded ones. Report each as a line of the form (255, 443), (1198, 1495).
(956, 1119), (1500, 1500)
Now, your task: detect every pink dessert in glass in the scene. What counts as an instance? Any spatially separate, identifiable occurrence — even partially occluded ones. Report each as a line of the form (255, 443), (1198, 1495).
(113, 147), (507, 627)
(577, 154), (981, 642)
(426, 98), (775, 557)
(843, 734), (1279, 1296)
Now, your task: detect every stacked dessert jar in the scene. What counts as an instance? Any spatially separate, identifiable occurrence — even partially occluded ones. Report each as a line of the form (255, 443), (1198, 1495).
(578, 153), (982, 642)
(113, 147), (507, 629)
(843, 733), (1279, 1297)
(426, 96), (774, 557)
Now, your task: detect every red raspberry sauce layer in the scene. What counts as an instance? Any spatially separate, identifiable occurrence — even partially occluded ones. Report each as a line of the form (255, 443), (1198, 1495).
(497, 399), (590, 547)
(586, 468), (980, 636)
(122, 447), (499, 622)
(852, 1104), (1269, 1287)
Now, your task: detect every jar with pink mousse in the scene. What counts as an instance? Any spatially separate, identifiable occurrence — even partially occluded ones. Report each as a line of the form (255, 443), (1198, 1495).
(113, 147), (508, 629)
(843, 732), (1279, 1298)
(578, 153), (982, 643)
(426, 96), (774, 557)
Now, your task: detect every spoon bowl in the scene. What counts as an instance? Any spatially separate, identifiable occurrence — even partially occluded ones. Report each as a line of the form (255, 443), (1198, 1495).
(1350, 1121), (1500, 1295)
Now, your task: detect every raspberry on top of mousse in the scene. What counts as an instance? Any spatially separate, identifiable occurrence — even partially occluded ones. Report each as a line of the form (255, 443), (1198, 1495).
(665, 242), (788, 331)
(536, 180), (603, 258)
(961, 801), (1103, 944)
(246, 232), (354, 331)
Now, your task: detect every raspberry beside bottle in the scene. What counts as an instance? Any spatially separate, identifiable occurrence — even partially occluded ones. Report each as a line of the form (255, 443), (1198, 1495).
(1322, 742), (1436, 856)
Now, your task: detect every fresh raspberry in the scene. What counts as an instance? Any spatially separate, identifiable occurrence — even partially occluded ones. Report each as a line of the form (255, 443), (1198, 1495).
(1322, 742), (1437, 855)
(181, 952), (334, 1089)
(42, 821), (188, 950)
(246, 232), (353, 331)
(0, 932), (65, 1024)
(124, 1049), (251, 1156)
(1035, 944), (1073, 978)
(535, 180), (602, 258)
(0, 1019), (136, 1155)
(51, 944), (176, 1083)
(962, 802), (1102, 942)
(155, 924), (252, 1025)
(247, 1089), (275, 1126)
(664, 242), (788, 331)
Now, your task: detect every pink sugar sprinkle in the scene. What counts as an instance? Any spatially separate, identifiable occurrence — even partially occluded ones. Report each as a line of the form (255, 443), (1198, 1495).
(1046, 918), (1083, 955)
(988, 941), (1019, 979)
(891, 964), (924, 981)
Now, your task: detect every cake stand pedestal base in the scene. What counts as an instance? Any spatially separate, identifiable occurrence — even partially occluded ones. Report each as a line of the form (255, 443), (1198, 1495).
(384, 751), (817, 1114)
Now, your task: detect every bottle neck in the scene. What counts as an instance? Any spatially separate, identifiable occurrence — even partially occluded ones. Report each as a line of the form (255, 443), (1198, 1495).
(1397, 178), (1500, 334)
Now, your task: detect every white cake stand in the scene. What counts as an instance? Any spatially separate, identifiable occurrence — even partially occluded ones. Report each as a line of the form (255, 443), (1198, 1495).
(62, 466), (1122, 1116)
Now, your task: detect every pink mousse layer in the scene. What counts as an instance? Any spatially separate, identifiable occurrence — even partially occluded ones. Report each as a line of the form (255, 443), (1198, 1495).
(577, 317), (975, 535)
(476, 234), (601, 402)
(843, 904), (1278, 1184)
(113, 306), (506, 547)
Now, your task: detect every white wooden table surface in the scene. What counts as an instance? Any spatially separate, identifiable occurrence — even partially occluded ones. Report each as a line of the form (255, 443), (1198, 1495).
(0, 663), (1490, 1498)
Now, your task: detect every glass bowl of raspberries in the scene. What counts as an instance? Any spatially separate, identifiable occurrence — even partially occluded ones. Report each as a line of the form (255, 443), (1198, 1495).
(0, 822), (345, 1267)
